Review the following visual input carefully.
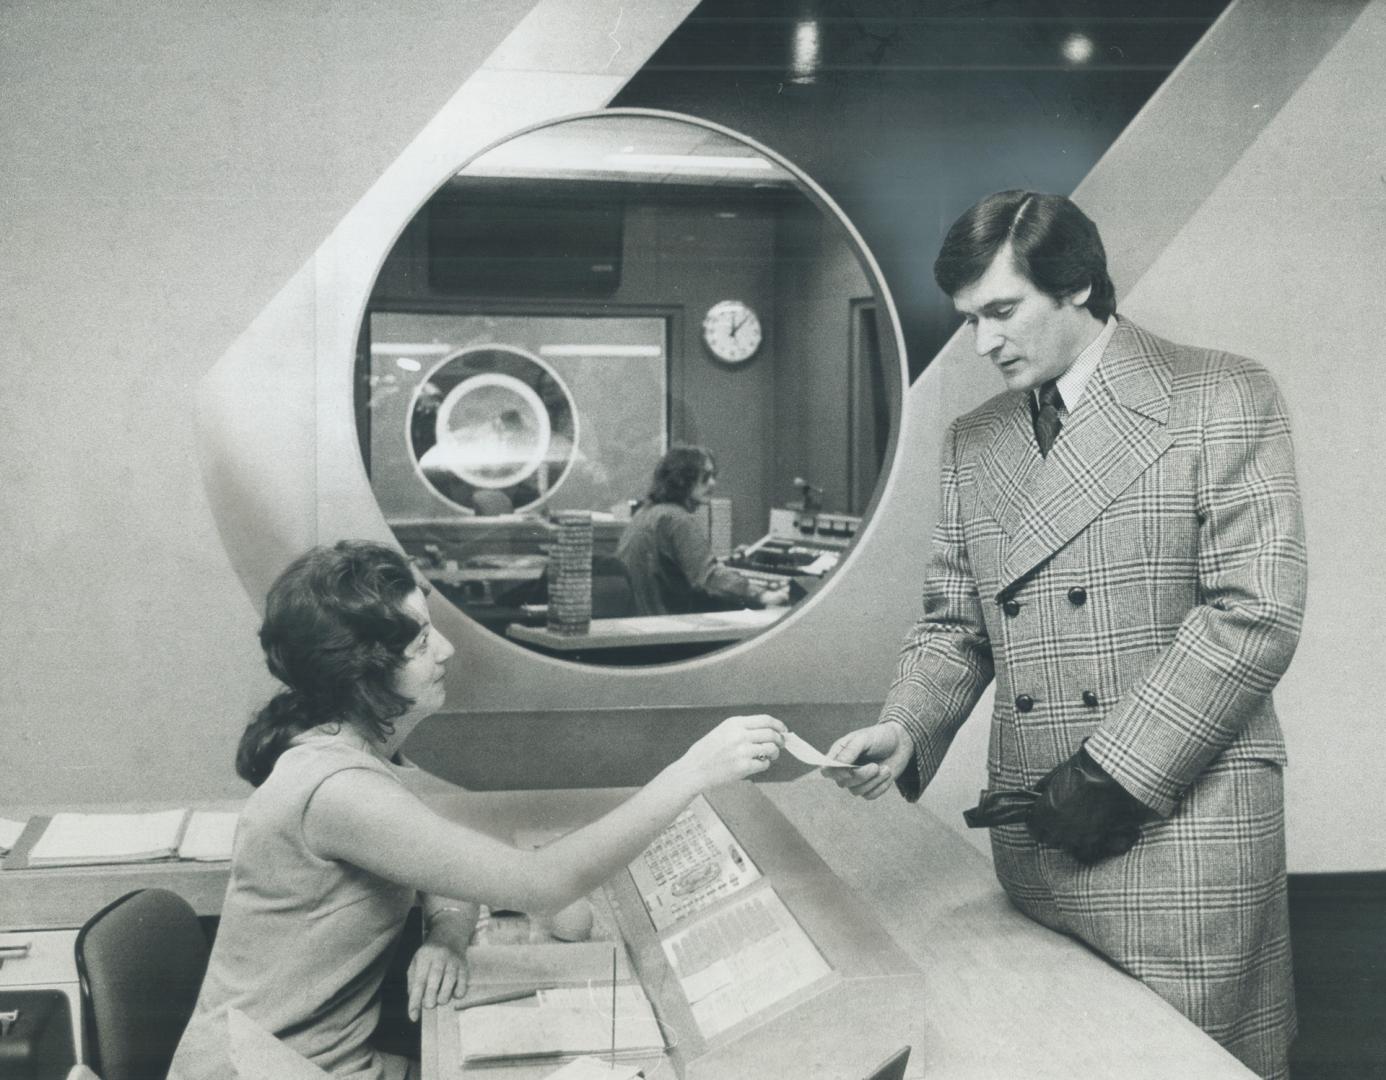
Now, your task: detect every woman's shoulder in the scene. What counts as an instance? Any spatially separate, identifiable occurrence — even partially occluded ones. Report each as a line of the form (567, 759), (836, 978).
(266, 734), (400, 793)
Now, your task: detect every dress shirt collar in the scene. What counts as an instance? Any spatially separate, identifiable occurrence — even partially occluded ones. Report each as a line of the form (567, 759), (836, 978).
(1036, 315), (1117, 415)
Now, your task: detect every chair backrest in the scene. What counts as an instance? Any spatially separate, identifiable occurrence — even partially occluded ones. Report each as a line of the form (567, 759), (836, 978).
(861, 1044), (911, 1080)
(590, 554), (636, 618)
(75, 888), (211, 1080)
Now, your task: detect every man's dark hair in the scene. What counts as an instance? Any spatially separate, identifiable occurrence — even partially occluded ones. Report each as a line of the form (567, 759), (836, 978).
(933, 190), (1116, 321)
(647, 445), (715, 510)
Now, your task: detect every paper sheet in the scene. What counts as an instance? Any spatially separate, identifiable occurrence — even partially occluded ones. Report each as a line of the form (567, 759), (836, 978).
(783, 731), (842, 768)
(627, 796), (761, 932)
(457, 984), (663, 1064)
(178, 810), (239, 861)
(659, 884), (832, 1039)
(28, 808), (187, 866)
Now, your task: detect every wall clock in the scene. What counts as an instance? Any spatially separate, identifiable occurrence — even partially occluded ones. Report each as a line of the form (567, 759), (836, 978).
(701, 299), (762, 363)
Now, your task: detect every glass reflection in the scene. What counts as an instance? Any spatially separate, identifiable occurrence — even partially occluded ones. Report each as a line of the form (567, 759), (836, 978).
(354, 112), (901, 665)
(409, 347), (577, 515)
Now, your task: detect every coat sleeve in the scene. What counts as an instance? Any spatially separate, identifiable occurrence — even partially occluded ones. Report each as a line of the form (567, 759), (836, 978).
(881, 420), (995, 801)
(1085, 360), (1307, 816)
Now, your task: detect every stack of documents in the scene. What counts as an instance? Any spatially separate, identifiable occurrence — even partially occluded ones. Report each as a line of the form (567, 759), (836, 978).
(457, 984), (664, 1065)
(27, 809), (188, 867)
(177, 810), (239, 861)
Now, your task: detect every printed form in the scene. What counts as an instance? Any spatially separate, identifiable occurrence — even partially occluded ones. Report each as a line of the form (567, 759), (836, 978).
(659, 886), (832, 1039)
(626, 795), (761, 932)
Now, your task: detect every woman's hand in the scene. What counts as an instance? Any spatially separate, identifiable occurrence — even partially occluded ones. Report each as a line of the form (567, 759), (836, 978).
(676, 713), (786, 791)
(406, 938), (469, 1022)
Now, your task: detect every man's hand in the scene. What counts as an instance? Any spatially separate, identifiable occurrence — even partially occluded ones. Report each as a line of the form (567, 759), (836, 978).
(1026, 746), (1147, 864)
(821, 722), (914, 800)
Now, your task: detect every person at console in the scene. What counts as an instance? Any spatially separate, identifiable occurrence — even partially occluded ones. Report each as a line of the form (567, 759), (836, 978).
(617, 445), (790, 616)
(169, 540), (784, 1080)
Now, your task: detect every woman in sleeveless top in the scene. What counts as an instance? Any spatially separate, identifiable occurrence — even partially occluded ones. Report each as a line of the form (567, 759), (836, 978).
(170, 540), (784, 1080)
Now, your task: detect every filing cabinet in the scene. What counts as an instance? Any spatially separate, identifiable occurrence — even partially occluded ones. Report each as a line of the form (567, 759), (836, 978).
(0, 930), (83, 1064)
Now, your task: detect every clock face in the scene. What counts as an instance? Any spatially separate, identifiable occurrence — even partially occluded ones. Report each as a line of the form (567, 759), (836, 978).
(701, 299), (762, 363)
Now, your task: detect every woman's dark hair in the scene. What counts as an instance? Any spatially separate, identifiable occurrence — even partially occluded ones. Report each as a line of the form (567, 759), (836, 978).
(647, 445), (715, 510)
(235, 540), (424, 787)
(933, 190), (1116, 321)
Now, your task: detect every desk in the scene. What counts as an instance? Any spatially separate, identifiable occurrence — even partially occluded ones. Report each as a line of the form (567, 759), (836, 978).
(3, 781), (1254, 1079)
(423, 781), (1254, 1080)
(506, 609), (786, 659)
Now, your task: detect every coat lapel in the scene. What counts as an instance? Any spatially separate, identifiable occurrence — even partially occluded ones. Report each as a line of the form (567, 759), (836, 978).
(978, 320), (1174, 596)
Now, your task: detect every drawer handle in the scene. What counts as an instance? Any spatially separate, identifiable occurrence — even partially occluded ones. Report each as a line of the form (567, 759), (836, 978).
(0, 1008), (17, 1038)
(0, 943), (31, 959)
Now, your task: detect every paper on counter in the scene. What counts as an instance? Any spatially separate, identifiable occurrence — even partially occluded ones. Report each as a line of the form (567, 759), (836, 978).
(178, 810), (239, 861)
(659, 885), (832, 1040)
(783, 731), (847, 768)
(28, 808), (187, 866)
(627, 795), (761, 932)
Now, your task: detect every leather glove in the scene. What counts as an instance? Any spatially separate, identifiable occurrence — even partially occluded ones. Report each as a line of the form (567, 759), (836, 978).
(1026, 745), (1147, 864)
(962, 786), (1038, 828)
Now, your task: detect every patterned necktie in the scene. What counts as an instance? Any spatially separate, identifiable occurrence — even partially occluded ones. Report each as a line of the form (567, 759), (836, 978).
(1033, 379), (1065, 457)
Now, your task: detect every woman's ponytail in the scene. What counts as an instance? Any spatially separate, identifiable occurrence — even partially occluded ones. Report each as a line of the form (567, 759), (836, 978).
(235, 691), (315, 787)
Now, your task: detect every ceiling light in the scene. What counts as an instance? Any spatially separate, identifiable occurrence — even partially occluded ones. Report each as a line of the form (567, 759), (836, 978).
(370, 343), (453, 356)
(539, 344), (663, 358)
(790, 19), (821, 84)
(1062, 33), (1095, 64)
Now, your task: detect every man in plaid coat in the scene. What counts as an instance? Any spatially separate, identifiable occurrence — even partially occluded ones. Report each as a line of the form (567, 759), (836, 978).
(827, 191), (1306, 1079)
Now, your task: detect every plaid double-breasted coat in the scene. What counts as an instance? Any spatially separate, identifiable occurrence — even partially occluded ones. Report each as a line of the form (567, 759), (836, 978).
(883, 317), (1307, 1079)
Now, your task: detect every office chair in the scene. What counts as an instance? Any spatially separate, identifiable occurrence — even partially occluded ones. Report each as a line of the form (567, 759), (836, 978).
(75, 888), (211, 1080)
(590, 554), (636, 618)
(862, 1044), (911, 1080)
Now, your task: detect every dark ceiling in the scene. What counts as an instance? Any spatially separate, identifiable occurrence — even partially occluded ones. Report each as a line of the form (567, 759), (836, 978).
(613, 0), (1234, 377)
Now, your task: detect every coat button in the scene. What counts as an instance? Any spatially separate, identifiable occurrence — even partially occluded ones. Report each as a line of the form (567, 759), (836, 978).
(1015, 694), (1034, 713)
(1082, 690), (1099, 707)
(1002, 600), (1020, 617)
(1068, 586), (1088, 606)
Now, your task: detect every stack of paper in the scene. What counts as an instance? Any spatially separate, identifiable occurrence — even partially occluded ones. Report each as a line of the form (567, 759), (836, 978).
(27, 809), (188, 867)
(458, 984), (664, 1065)
(0, 817), (26, 856)
(178, 810), (239, 861)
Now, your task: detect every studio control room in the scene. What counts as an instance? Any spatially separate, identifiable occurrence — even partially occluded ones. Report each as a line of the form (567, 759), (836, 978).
(1, 3), (1382, 1080)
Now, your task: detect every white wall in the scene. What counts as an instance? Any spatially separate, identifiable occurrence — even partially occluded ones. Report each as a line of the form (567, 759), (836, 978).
(0, 0), (545, 804)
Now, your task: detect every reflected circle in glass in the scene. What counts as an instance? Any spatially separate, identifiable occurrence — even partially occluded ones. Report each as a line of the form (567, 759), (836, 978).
(434, 374), (551, 489)
(408, 345), (578, 514)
